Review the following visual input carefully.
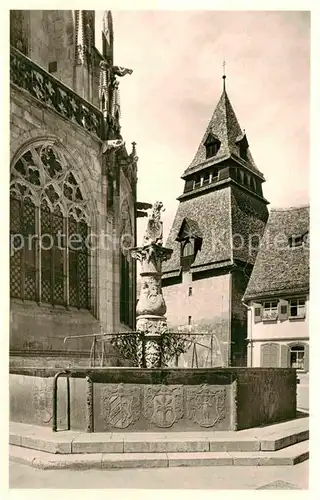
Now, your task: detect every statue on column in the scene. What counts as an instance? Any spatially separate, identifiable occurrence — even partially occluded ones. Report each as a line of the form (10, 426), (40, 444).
(130, 202), (173, 368)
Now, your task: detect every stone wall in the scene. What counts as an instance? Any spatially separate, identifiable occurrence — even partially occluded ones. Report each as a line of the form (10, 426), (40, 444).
(235, 368), (297, 429)
(10, 367), (297, 432)
(231, 267), (251, 365)
(163, 272), (231, 367)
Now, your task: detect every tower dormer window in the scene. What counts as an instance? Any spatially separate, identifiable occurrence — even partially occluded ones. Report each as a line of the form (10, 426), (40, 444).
(203, 171), (210, 185)
(204, 133), (220, 159)
(176, 218), (203, 272)
(194, 176), (201, 189)
(239, 142), (248, 161)
(288, 232), (309, 248)
(236, 132), (249, 162)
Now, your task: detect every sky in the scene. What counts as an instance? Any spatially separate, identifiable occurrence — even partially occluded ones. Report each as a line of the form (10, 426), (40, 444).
(97, 11), (310, 243)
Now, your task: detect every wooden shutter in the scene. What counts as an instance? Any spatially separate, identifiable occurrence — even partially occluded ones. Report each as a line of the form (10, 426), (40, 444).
(304, 343), (309, 372)
(261, 343), (279, 367)
(254, 303), (262, 323)
(280, 344), (290, 367)
(278, 299), (289, 321)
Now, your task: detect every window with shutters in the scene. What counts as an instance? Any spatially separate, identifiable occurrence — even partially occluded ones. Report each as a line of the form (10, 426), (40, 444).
(289, 298), (306, 319)
(290, 345), (305, 370)
(262, 300), (278, 321)
(254, 303), (262, 323)
(10, 142), (90, 309)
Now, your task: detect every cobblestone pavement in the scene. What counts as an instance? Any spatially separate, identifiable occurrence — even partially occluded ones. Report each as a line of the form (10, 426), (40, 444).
(9, 460), (308, 490)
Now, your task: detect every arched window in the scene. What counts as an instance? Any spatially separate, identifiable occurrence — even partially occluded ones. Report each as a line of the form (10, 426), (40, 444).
(120, 200), (134, 328)
(182, 241), (193, 257)
(10, 143), (90, 309)
(181, 240), (195, 271)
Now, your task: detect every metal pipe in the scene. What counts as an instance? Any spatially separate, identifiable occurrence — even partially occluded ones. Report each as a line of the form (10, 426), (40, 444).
(63, 331), (212, 344)
(242, 298), (253, 367)
(85, 375), (94, 432)
(52, 371), (70, 432)
(66, 375), (71, 431)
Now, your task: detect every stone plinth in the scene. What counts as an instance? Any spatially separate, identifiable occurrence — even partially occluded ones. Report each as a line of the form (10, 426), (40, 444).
(10, 367), (297, 432)
(131, 243), (173, 368)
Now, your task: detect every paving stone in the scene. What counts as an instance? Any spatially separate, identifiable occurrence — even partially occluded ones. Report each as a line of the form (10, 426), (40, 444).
(32, 454), (103, 470)
(167, 452), (233, 467)
(124, 440), (209, 453)
(101, 453), (168, 469)
(209, 439), (260, 452)
(71, 434), (124, 454)
(257, 480), (301, 489)
(20, 435), (72, 454)
(9, 433), (22, 446)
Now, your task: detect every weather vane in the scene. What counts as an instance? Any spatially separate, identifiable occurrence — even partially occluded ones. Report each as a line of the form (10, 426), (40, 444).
(222, 60), (226, 90)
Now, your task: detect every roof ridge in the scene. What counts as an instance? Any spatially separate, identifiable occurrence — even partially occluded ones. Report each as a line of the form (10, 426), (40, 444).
(270, 204), (310, 212)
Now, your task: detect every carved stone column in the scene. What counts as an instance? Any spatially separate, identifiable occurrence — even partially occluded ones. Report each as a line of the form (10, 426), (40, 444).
(130, 202), (172, 368)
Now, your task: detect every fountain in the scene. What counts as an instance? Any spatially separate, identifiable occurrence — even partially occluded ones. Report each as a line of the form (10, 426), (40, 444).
(9, 201), (297, 433)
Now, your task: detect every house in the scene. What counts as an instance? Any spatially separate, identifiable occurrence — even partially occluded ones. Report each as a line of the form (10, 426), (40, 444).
(9, 10), (138, 367)
(243, 205), (309, 409)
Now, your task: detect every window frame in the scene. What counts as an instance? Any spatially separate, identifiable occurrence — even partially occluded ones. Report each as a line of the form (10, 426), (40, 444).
(290, 344), (305, 371)
(261, 300), (278, 321)
(288, 297), (306, 320)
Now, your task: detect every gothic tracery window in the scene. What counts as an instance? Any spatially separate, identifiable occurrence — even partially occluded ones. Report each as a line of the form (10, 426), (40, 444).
(10, 142), (90, 309)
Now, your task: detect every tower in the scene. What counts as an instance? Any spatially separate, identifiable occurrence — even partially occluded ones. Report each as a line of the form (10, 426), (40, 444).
(162, 73), (269, 367)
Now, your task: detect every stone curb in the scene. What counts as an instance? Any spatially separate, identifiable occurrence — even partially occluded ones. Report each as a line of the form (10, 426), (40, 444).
(9, 441), (309, 470)
(9, 429), (309, 455)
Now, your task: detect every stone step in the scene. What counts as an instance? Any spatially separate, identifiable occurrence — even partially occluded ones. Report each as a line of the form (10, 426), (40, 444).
(9, 440), (309, 470)
(9, 419), (309, 455)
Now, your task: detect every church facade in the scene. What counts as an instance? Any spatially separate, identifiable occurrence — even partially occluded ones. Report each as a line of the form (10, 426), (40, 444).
(9, 10), (139, 367)
(162, 77), (269, 367)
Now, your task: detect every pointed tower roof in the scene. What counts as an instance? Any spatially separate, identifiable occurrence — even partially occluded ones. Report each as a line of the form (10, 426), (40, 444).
(182, 78), (264, 179)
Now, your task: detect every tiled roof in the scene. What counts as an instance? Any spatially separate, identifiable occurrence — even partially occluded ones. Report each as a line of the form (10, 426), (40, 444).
(163, 185), (269, 276)
(163, 188), (233, 275)
(243, 205), (310, 300)
(176, 217), (203, 240)
(183, 88), (263, 178)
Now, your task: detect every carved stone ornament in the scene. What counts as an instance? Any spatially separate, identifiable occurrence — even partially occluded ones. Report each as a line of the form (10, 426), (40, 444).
(136, 316), (167, 335)
(33, 381), (52, 424)
(130, 244), (173, 269)
(112, 66), (133, 77)
(143, 201), (165, 246)
(144, 339), (162, 368)
(10, 48), (103, 139)
(103, 384), (141, 429)
(102, 139), (124, 153)
(136, 276), (167, 316)
(187, 385), (226, 428)
(144, 385), (184, 428)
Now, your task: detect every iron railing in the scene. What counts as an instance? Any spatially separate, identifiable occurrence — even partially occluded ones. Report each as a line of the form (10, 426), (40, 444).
(63, 331), (226, 368)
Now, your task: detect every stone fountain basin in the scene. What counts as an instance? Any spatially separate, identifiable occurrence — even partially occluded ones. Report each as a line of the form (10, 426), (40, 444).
(9, 367), (297, 432)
